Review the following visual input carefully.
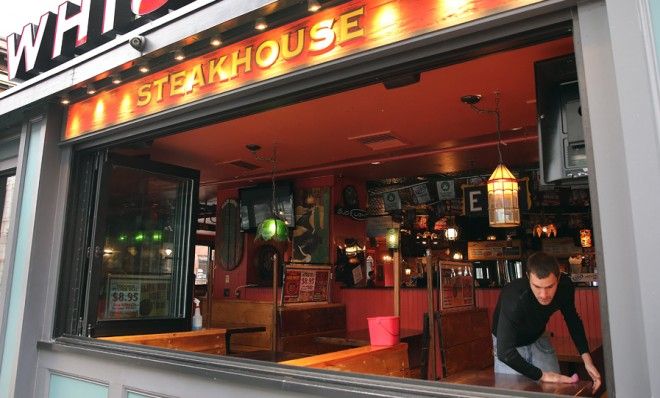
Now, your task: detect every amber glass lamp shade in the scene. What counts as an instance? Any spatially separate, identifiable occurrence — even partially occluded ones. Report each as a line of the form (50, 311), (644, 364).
(487, 164), (520, 227)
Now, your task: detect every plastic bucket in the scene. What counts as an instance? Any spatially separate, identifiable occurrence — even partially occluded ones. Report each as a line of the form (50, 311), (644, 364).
(367, 316), (400, 346)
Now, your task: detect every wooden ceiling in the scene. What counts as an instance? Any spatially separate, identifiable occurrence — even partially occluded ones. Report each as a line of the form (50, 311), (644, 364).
(142, 36), (574, 197)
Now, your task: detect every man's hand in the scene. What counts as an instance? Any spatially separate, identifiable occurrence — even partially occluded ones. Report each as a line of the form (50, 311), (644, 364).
(582, 353), (602, 394)
(540, 371), (578, 384)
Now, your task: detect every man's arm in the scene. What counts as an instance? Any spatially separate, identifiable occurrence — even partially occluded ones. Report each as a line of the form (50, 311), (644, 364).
(559, 279), (601, 392)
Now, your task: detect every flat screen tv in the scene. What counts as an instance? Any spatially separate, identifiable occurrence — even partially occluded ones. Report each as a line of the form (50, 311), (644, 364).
(239, 182), (295, 231)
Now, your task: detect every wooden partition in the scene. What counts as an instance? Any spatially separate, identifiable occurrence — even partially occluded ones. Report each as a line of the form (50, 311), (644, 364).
(211, 300), (273, 350)
(211, 299), (346, 354)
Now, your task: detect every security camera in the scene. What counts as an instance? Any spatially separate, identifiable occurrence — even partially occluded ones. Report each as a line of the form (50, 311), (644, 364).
(129, 36), (147, 51)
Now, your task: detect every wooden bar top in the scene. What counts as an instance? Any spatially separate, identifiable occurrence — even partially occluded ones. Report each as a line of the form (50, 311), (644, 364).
(444, 368), (594, 397)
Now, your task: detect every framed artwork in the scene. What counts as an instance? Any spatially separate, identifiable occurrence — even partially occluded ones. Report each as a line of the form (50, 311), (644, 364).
(292, 186), (330, 264)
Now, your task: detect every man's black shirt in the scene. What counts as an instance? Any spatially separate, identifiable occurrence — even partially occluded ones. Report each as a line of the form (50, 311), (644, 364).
(492, 274), (589, 380)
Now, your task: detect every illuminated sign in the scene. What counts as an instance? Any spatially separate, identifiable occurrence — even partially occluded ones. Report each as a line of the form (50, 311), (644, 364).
(6, 0), (195, 80)
(65, 0), (543, 140)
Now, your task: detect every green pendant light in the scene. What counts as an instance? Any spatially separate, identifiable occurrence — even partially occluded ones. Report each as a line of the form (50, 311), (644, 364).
(249, 144), (290, 243)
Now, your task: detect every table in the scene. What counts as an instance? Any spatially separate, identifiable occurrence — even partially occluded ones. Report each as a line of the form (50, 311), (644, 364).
(444, 368), (594, 397)
(214, 323), (266, 354)
(314, 328), (422, 347)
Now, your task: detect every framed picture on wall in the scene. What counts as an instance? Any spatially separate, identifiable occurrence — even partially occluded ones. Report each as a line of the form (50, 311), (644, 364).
(292, 186), (330, 264)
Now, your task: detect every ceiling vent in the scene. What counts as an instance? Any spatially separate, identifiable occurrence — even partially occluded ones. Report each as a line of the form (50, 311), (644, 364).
(222, 159), (261, 170)
(349, 131), (407, 151)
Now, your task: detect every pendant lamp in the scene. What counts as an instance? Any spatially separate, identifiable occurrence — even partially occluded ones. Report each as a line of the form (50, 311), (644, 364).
(461, 92), (520, 228)
(247, 144), (290, 242)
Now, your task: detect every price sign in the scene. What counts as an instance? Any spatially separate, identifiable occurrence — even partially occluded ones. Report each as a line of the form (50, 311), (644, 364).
(282, 265), (331, 305)
(108, 279), (141, 316)
(105, 274), (171, 319)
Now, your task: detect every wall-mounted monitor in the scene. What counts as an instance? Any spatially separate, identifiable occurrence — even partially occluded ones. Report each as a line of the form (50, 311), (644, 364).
(239, 182), (295, 231)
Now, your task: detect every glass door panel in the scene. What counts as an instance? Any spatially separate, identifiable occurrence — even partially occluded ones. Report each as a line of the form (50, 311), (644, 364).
(87, 155), (198, 337)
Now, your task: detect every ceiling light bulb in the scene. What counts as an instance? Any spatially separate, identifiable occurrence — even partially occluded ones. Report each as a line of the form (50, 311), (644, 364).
(255, 17), (267, 30)
(174, 49), (185, 61)
(308, 0), (321, 12)
(210, 35), (222, 47)
(111, 74), (122, 84)
(139, 63), (150, 73)
(86, 83), (96, 95)
(60, 95), (71, 105)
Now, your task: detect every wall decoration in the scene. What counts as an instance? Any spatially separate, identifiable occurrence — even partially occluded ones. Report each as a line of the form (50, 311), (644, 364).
(216, 199), (243, 271)
(292, 187), (330, 263)
(282, 264), (331, 305)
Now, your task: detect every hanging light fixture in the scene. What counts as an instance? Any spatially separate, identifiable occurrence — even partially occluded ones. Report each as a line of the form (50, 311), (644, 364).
(386, 228), (399, 249)
(444, 216), (459, 241)
(461, 92), (520, 227)
(248, 144), (289, 242)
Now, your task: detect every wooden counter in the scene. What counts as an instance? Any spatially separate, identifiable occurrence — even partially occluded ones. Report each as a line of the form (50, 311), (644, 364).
(280, 343), (410, 378)
(444, 368), (594, 397)
(100, 329), (227, 355)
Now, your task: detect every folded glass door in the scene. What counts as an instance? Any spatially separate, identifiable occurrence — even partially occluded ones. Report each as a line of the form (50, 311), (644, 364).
(85, 154), (199, 337)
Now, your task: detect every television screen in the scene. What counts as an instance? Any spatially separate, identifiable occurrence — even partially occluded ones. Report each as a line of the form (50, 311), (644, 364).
(239, 182), (295, 231)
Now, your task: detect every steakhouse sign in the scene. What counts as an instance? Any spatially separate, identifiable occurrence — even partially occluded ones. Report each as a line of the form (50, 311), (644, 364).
(6, 0), (195, 80)
(64, 0), (544, 140)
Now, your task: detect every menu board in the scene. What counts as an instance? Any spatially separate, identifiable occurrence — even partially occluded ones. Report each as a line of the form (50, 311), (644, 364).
(467, 240), (522, 260)
(105, 274), (171, 319)
(542, 237), (581, 258)
(439, 261), (475, 311)
(282, 265), (331, 305)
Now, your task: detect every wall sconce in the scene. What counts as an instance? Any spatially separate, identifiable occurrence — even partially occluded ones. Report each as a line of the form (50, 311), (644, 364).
(580, 229), (592, 248)
(534, 223), (558, 238)
(404, 268), (412, 276)
(452, 252), (464, 260)
(386, 228), (399, 249)
(486, 234), (497, 241)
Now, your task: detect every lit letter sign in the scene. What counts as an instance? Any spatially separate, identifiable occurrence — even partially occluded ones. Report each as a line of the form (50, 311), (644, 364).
(6, 0), (196, 81)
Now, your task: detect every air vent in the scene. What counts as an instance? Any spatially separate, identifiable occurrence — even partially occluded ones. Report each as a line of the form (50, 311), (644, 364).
(348, 131), (407, 150)
(223, 159), (261, 170)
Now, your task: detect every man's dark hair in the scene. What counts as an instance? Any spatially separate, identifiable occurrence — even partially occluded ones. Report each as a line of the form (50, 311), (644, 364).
(526, 252), (560, 278)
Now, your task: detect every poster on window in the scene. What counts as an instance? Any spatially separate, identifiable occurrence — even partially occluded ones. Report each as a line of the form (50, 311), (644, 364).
(282, 265), (331, 305)
(292, 187), (330, 264)
(105, 274), (171, 319)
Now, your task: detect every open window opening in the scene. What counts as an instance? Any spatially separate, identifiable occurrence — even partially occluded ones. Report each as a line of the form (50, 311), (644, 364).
(58, 31), (606, 397)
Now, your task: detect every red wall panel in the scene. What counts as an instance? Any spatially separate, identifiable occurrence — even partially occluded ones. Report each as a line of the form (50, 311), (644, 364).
(475, 288), (602, 339)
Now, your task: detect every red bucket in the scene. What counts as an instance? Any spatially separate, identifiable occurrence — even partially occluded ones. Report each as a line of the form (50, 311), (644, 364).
(367, 316), (400, 346)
